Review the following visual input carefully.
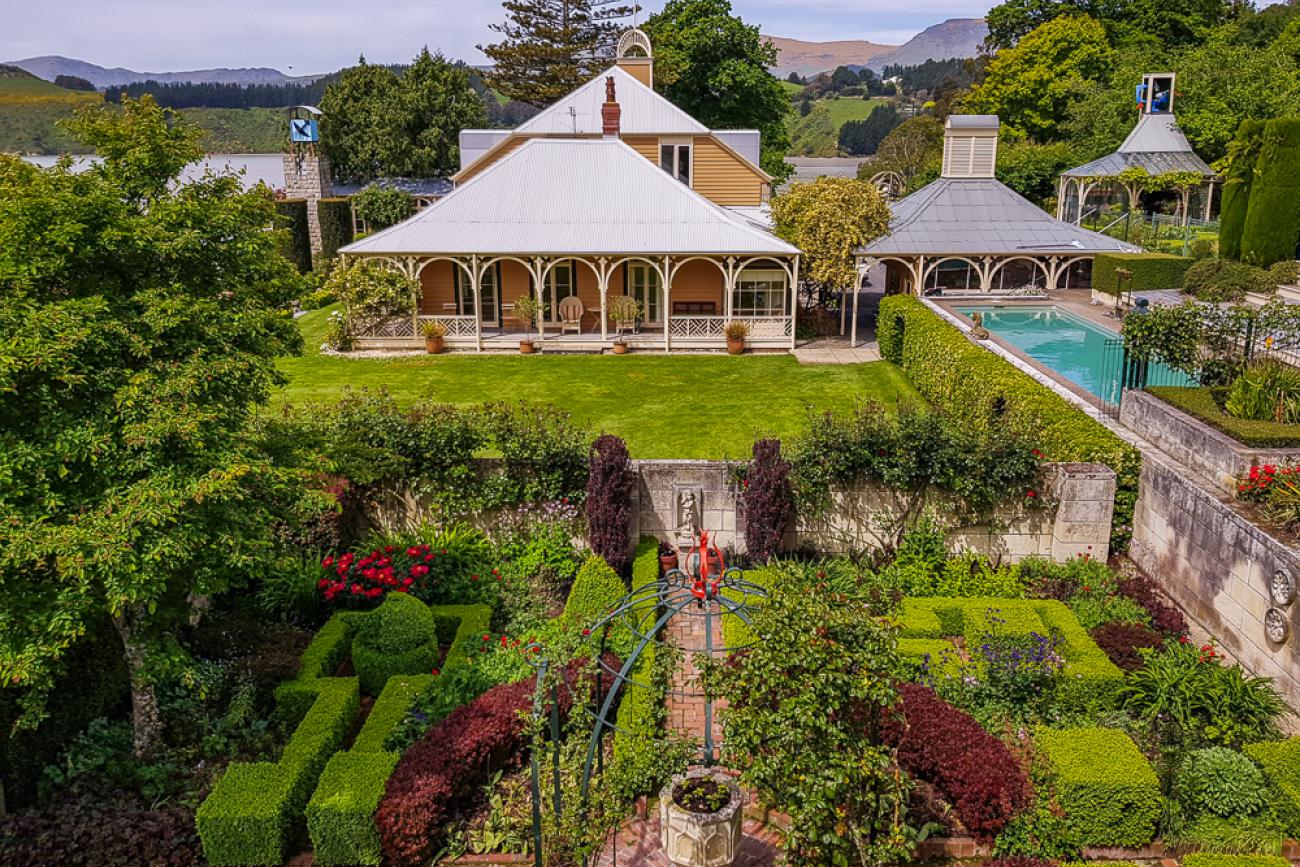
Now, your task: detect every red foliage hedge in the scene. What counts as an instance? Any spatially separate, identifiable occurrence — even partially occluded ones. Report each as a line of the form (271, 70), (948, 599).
(1090, 621), (1166, 671)
(585, 435), (636, 575)
(984, 859), (1055, 867)
(1118, 572), (1187, 636)
(0, 800), (201, 866)
(889, 682), (1030, 841)
(377, 659), (603, 866)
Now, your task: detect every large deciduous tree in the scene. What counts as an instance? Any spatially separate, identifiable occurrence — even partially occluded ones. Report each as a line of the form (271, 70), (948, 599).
(321, 49), (487, 183)
(643, 0), (793, 180)
(0, 97), (323, 757)
(965, 14), (1113, 142)
(480, 0), (635, 106)
(771, 176), (891, 297)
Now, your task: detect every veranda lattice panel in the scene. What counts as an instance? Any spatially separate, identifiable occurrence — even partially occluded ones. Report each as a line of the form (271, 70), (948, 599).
(419, 315), (478, 338)
(355, 314), (416, 338)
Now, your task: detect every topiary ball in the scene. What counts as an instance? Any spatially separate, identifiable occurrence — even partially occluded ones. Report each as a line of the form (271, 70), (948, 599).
(1175, 746), (1268, 818)
(357, 592), (436, 654)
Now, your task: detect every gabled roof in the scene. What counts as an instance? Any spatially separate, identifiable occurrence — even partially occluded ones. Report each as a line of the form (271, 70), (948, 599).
(340, 138), (798, 257)
(857, 177), (1141, 256)
(515, 65), (708, 136)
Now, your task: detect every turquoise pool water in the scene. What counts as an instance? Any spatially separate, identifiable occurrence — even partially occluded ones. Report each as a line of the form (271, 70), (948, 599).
(953, 305), (1192, 401)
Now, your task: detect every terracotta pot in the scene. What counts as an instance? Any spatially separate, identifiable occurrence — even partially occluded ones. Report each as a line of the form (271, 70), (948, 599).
(726, 338), (744, 355)
(519, 340), (535, 355)
(660, 552), (679, 573)
(611, 342), (629, 355)
(425, 336), (444, 354)
(659, 769), (743, 867)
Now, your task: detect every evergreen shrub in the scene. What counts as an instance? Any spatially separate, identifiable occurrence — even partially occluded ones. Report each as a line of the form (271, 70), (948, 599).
(274, 198), (312, 273)
(1241, 118), (1300, 267)
(1093, 252), (1192, 296)
(1036, 727), (1161, 847)
(1220, 119), (1265, 260)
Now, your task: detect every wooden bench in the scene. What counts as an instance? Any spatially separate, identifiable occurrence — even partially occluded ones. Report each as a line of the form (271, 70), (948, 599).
(671, 301), (717, 316)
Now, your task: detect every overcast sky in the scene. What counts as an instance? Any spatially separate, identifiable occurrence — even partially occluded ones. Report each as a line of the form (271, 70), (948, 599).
(2, 0), (987, 74)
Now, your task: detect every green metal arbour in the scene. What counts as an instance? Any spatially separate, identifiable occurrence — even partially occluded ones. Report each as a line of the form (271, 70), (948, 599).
(525, 533), (770, 867)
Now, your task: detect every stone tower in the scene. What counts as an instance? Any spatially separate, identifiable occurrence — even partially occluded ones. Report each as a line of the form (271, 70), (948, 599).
(283, 105), (332, 253)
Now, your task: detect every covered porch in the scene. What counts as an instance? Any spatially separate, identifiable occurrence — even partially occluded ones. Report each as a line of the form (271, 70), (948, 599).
(345, 252), (800, 353)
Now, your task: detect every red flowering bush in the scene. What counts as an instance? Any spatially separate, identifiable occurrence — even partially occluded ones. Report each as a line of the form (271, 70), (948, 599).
(318, 531), (497, 607)
(887, 682), (1030, 841)
(1238, 462), (1300, 530)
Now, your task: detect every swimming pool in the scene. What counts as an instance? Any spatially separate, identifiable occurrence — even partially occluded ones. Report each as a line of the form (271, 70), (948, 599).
(953, 305), (1193, 401)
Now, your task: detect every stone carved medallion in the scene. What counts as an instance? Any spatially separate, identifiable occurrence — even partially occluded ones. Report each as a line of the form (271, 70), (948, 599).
(1271, 569), (1297, 607)
(1266, 608), (1290, 644)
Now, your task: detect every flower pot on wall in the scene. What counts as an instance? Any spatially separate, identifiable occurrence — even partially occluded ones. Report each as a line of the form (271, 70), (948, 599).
(660, 552), (679, 573)
(659, 769), (743, 867)
(425, 336), (444, 354)
(726, 338), (744, 356)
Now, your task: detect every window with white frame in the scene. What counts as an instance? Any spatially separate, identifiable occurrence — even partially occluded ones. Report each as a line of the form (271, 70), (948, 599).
(732, 267), (787, 317)
(660, 141), (691, 185)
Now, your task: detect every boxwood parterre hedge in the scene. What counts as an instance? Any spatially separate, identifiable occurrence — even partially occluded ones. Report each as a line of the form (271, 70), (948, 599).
(877, 295), (1141, 548)
(1036, 726), (1161, 848)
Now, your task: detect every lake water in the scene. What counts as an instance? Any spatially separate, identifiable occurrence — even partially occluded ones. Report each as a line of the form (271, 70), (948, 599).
(21, 153), (285, 189)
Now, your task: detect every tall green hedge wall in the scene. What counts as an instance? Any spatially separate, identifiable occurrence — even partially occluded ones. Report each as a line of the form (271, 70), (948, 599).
(1219, 119), (1265, 261)
(876, 295), (1141, 548)
(274, 198), (312, 274)
(317, 197), (355, 266)
(1092, 252), (1193, 296)
(1241, 118), (1300, 267)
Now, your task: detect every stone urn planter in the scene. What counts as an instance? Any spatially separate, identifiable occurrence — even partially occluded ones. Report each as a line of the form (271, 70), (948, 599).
(659, 769), (743, 867)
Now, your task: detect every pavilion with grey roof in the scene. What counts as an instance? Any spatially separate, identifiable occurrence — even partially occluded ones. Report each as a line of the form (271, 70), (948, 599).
(1056, 73), (1217, 225)
(851, 114), (1138, 342)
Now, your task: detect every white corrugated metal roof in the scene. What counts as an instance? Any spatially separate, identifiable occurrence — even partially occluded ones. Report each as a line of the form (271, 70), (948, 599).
(1119, 113), (1196, 154)
(458, 130), (511, 171)
(341, 138), (798, 257)
(515, 66), (708, 136)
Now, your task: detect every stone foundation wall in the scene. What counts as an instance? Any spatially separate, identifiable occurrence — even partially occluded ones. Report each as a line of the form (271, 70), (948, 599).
(1130, 452), (1300, 709)
(1121, 389), (1300, 494)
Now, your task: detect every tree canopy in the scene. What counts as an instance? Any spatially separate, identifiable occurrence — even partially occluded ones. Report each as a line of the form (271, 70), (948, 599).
(771, 176), (891, 291)
(480, 0), (634, 106)
(984, 0), (1238, 51)
(320, 48), (487, 184)
(0, 96), (323, 756)
(643, 0), (793, 180)
(838, 103), (902, 156)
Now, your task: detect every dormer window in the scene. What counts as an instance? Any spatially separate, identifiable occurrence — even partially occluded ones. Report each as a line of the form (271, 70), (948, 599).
(661, 141), (691, 184)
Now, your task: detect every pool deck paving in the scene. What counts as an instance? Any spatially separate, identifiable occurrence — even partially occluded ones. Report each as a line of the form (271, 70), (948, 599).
(791, 336), (881, 365)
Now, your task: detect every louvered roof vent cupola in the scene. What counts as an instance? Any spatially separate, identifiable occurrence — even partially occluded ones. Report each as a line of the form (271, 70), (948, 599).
(942, 114), (1000, 179)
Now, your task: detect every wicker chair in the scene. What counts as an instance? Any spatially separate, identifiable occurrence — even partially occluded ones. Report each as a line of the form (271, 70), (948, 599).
(558, 296), (584, 334)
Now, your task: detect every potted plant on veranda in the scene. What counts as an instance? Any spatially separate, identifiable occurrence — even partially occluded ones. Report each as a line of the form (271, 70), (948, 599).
(611, 337), (629, 355)
(421, 319), (448, 354)
(609, 294), (641, 337)
(724, 320), (750, 356)
(514, 295), (541, 355)
(659, 768), (743, 867)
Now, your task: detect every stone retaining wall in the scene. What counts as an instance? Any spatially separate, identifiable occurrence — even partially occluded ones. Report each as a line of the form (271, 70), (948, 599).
(1130, 451), (1300, 710)
(1121, 389), (1300, 493)
(632, 459), (1115, 562)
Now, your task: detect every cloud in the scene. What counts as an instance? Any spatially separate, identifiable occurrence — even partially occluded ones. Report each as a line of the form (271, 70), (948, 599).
(2, 0), (990, 73)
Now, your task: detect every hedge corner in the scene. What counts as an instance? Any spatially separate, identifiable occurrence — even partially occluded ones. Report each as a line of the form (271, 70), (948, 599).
(1038, 726), (1160, 848)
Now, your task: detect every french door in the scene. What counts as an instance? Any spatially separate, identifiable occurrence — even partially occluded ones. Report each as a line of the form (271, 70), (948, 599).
(541, 262), (578, 323)
(453, 264), (501, 326)
(626, 263), (662, 325)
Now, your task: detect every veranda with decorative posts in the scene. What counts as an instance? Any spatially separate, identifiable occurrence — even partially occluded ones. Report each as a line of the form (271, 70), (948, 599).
(338, 251), (801, 353)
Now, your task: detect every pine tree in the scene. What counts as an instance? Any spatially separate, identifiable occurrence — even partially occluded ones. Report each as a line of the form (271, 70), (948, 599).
(480, 0), (636, 106)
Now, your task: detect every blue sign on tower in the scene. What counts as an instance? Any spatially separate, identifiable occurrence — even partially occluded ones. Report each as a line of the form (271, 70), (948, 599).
(290, 118), (319, 143)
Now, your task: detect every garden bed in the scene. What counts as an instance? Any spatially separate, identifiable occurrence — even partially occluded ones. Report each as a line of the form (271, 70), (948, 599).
(1146, 386), (1300, 449)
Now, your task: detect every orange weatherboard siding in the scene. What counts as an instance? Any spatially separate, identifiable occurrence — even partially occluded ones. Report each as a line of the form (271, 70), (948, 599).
(669, 260), (726, 310)
(690, 136), (767, 206)
(622, 135), (660, 164)
(456, 136), (528, 183)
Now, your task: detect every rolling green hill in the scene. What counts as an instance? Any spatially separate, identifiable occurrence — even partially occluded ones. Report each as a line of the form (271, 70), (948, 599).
(787, 95), (890, 156)
(0, 66), (287, 154)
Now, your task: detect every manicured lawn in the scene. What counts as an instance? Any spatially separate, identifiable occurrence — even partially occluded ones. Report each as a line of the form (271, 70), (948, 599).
(276, 307), (924, 458)
(822, 96), (890, 128)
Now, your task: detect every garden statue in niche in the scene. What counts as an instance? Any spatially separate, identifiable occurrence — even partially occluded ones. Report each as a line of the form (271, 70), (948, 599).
(676, 489), (700, 547)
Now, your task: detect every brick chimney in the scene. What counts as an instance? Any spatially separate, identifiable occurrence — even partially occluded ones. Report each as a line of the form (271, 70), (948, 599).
(602, 76), (621, 138)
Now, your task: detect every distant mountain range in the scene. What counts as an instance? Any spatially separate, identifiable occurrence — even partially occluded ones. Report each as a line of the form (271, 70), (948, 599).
(3, 56), (322, 89)
(767, 18), (988, 78)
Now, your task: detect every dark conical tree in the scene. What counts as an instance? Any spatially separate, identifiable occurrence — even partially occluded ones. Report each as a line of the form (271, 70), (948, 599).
(480, 0), (636, 106)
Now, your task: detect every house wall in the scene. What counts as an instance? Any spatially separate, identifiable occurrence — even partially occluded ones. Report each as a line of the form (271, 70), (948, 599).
(691, 136), (767, 206)
(623, 135), (660, 164)
(670, 260), (726, 311)
(418, 260), (456, 315)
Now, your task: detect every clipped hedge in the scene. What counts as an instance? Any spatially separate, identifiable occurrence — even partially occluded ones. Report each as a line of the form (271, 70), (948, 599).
(318, 197), (355, 264)
(1147, 386), (1300, 447)
(1181, 857), (1290, 867)
(1245, 737), (1300, 836)
(307, 751), (400, 866)
(1241, 117), (1300, 267)
(721, 566), (777, 651)
(274, 198), (312, 274)
(197, 676), (359, 865)
(1037, 727), (1161, 848)
(1220, 119), (1265, 261)
(1093, 252), (1192, 296)
(353, 594), (438, 695)
(897, 598), (1125, 711)
(877, 295), (1141, 547)
(304, 604), (488, 863)
(564, 554), (627, 635)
